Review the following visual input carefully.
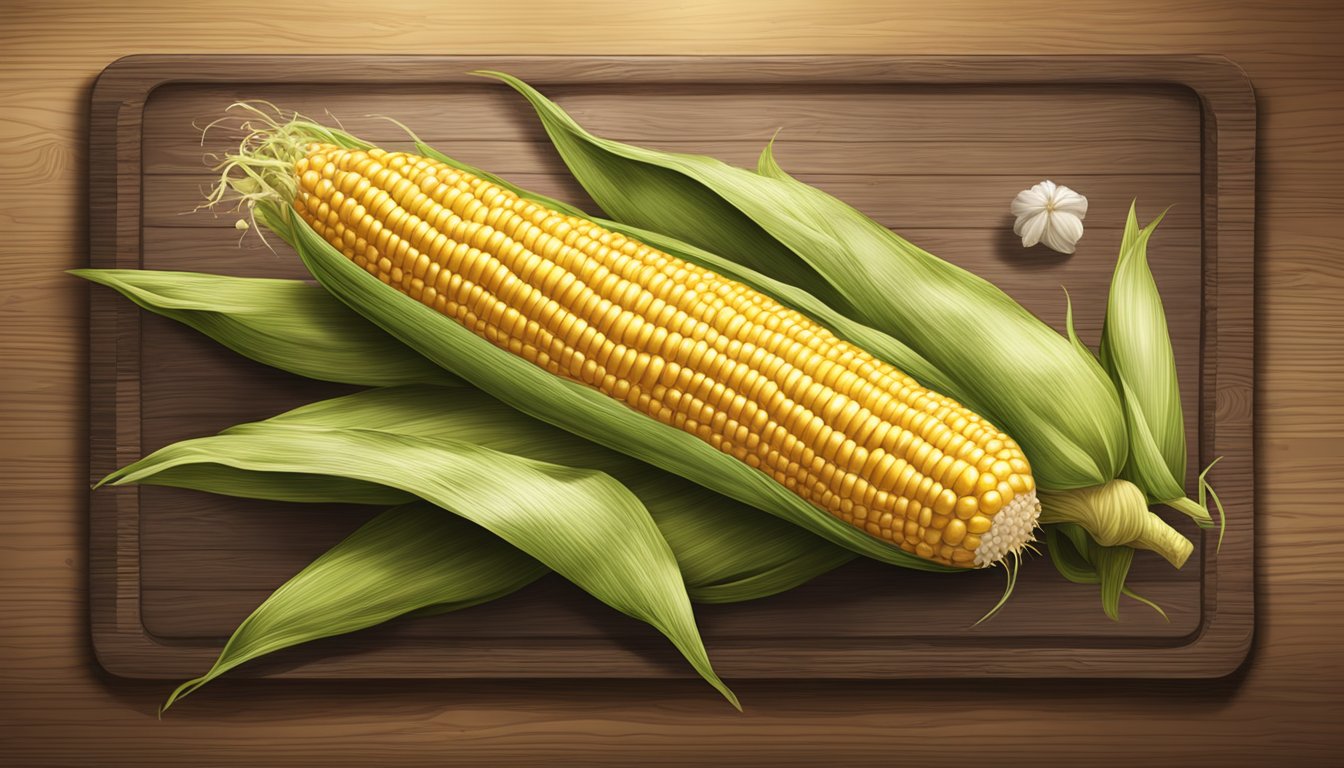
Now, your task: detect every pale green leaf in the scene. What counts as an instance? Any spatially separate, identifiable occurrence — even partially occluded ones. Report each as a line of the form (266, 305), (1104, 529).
(756, 134), (790, 180)
(162, 502), (547, 711)
(113, 385), (857, 709)
(1098, 206), (1216, 527)
(104, 424), (738, 708)
(125, 461), (410, 506)
(1092, 544), (1135, 622)
(685, 546), (855, 604)
(137, 384), (855, 598)
(1114, 374), (1207, 522)
(1119, 201), (1143, 259)
(158, 488), (849, 712)
(72, 268), (455, 388)
(1100, 204), (1186, 491)
(1062, 287), (1096, 363)
(1044, 523), (1100, 585)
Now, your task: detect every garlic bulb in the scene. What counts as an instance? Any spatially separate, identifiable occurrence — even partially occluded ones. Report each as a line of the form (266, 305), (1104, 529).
(1011, 181), (1088, 254)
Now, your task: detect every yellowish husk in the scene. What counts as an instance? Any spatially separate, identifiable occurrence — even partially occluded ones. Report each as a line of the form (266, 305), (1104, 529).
(1039, 480), (1193, 568)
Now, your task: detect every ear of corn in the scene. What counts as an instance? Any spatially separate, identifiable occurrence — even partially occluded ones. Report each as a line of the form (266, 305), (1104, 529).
(103, 406), (740, 709)
(285, 141), (1038, 568)
(1099, 204), (1220, 530)
(233, 122), (1041, 572)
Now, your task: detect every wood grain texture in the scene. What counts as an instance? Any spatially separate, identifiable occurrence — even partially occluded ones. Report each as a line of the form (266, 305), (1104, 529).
(86, 54), (1244, 681)
(1, 1), (1340, 765)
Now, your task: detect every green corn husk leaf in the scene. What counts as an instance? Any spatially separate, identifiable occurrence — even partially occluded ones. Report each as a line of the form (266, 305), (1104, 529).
(163, 488), (849, 713)
(264, 390), (861, 597)
(71, 268), (455, 388)
(132, 385), (854, 710)
(1092, 546), (1136, 622)
(1098, 204), (1216, 529)
(1044, 523), (1167, 622)
(483, 71), (1127, 492)
(1043, 523), (1101, 584)
(131, 384), (856, 599)
(103, 421), (739, 708)
(259, 200), (955, 575)
(161, 502), (549, 712)
(161, 482), (852, 711)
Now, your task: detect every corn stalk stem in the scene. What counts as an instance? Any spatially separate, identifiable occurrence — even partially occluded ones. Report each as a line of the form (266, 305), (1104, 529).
(1039, 480), (1193, 568)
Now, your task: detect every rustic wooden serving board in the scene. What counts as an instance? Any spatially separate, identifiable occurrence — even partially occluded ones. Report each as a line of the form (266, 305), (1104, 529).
(88, 55), (1254, 681)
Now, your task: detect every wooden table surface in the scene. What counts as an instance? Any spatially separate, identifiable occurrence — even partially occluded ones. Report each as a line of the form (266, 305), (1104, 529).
(1, 1), (1340, 765)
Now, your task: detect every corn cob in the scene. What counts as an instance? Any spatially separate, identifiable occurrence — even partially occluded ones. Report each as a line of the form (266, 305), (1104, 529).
(284, 142), (1039, 568)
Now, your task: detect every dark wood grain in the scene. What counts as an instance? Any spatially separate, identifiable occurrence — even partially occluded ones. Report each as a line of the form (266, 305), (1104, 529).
(84, 54), (1251, 684)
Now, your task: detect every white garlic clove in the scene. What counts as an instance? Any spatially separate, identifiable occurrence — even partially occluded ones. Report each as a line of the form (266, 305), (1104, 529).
(1011, 181), (1088, 254)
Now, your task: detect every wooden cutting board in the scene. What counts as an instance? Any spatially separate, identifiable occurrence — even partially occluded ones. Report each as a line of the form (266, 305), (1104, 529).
(88, 55), (1254, 681)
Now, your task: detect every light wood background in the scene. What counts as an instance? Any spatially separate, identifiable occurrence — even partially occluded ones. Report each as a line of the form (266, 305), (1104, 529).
(1, 1), (1339, 765)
